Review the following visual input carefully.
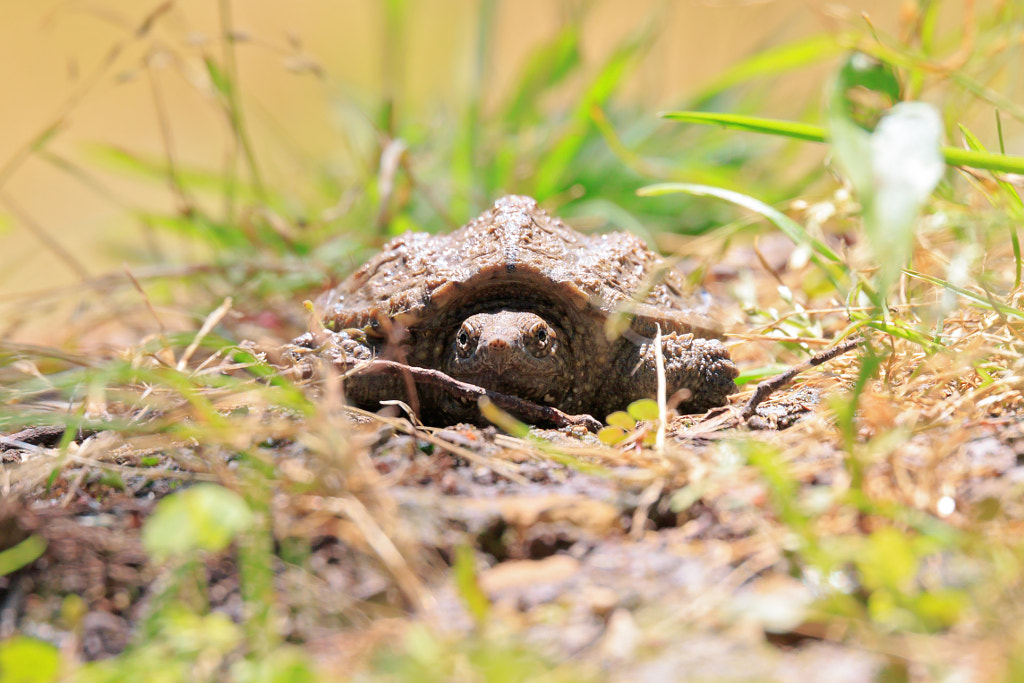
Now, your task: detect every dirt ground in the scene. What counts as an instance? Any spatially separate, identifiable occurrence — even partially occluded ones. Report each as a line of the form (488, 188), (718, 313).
(4, 329), (1023, 681)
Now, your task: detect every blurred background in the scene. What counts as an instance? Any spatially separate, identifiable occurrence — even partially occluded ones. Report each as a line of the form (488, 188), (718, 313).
(0, 0), (1009, 344)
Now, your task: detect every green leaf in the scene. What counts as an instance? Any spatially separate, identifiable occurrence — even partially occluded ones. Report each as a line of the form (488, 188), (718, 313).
(627, 398), (660, 422)
(857, 526), (919, 592)
(99, 470), (126, 491)
(742, 441), (810, 538)
(453, 545), (490, 624)
(0, 535), (46, 576)
(832, 52), (901, 130)
(230, 647), (319, 683)
(142, 484), (253, 562)
(163, 607), (243, 654)
(856, 528), (921, 593)
(735, 365), (790, 387)
(597, 425), (627, 445)
(0, 637), (60, 683)
(204, 56), (232, 99)
(910, 589), (969, 630)
(605, 411), (636, 429)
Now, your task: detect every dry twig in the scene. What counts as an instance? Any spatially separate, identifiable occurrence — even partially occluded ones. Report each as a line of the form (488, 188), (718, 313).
(741, 336), (863, 419)
(345, 358), (603, 433)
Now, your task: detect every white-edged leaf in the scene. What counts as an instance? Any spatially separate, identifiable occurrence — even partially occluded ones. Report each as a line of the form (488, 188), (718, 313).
(831, 98), (944, 294)
(866, 102), (944, 290)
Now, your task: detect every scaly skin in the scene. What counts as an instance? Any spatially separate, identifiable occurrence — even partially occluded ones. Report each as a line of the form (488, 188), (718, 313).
(597, 332), (738, 417)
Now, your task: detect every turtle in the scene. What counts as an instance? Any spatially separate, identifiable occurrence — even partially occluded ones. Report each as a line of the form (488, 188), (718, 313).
(295, 195), (737, 424)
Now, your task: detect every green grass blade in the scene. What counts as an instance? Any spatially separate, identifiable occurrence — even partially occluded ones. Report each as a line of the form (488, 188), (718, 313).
(532, 22), (651, 200)
(904, 269), (1024, 320)
(638, 182), (844, 265)
(692, 34), (847, 104)
(663, 111), (1024, 174)
(860, 318), (943, 349)
(959, 122), (1023, 288)
(451, 0), (497, 218)
(483, 23), (581, 197)
(502, 25), (581, 127)
(662, 111), (827, 143)
(88, 144), (261, 199)
(941, 147), (1024, 174)
(208, 3), (266, 203)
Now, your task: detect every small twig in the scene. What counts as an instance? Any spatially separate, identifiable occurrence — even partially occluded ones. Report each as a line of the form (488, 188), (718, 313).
(1, 193), (91, 282)
(0, 425), (100, 453)
(145, 51), (195, 217)
(0, 436), (45, 454)
(741, 336), (863, 420)
(0, 0), (174, 192)
(124, 265), (168, 336)
(654, 323), (666, 455)
(630, 478), (664, 541)
(373, 138), (407, 233)
(216, 0), (266, 201)
(347, 358), (603, 433)
(348, 407), (531, 485)
(177, 297), (233, 372)
(298, 494), (432, 612)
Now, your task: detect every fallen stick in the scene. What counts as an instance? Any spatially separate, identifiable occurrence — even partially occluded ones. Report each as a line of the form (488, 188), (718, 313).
(0, 425), (100, 453)
(343, 358), (603, 433)
(741, 336), (863, 420)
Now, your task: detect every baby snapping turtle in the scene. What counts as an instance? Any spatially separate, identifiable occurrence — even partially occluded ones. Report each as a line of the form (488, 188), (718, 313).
(300, 195), (737, 424)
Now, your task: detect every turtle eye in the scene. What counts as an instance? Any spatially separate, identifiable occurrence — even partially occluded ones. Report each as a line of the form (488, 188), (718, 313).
(529, 322), (555, 354)
(456, 323), (478, 357)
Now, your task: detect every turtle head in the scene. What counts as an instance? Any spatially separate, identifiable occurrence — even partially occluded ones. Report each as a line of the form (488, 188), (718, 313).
(444, 311), (571, 405)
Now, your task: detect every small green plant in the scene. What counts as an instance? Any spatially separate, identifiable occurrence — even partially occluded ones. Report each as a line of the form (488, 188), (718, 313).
(597, 398), (660, 446)
(0, 637), (61, 683)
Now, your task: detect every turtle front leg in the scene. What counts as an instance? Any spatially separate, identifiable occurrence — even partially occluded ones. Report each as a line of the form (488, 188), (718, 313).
(289, 330), (409, 409)
(599, 333), (738, 417)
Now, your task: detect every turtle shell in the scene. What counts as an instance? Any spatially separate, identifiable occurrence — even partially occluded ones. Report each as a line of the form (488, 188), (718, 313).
(318, 195), (722, 349)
